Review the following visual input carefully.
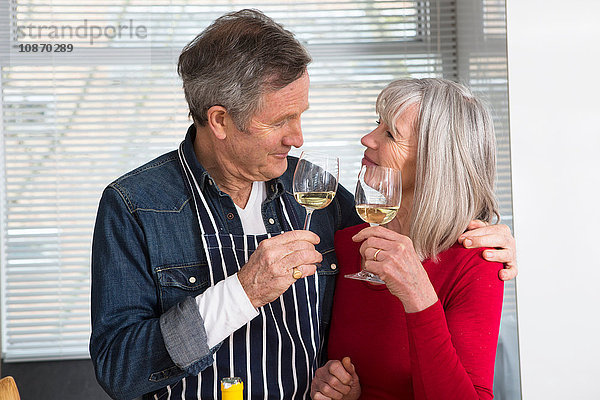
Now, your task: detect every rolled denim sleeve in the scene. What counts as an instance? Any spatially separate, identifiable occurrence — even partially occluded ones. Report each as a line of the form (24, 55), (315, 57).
(160, 296), (216, 373)
(90, 186), (215, 399)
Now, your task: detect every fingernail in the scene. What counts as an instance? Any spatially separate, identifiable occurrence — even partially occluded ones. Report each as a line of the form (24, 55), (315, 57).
(464, 239), (472, 247)
(485, 251), (494, 259)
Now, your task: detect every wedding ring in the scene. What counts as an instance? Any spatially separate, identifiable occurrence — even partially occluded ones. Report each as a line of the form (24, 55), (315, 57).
(373, 248), (382, 262)
(292, 267), (303, 280)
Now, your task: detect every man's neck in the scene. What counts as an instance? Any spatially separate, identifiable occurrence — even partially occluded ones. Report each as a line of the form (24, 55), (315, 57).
(193, 126), (253, 208)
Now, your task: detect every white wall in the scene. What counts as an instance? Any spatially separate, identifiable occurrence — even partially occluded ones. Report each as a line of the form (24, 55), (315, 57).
(507, 1), (600, 398)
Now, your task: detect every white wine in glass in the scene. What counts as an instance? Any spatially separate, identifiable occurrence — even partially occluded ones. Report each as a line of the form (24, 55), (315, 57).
(345, 164), (402, 284)
(355, 204), (399, 225)
(293, 191), (336, 210)
(292, 152), (339, 230)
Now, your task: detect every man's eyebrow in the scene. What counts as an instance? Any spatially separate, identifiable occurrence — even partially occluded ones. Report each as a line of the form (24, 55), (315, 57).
(278, 104), (310, 122)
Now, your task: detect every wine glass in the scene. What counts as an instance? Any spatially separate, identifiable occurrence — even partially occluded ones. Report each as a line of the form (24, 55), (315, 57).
(292, 151), (339, 230)
(345, 164), (402, 283)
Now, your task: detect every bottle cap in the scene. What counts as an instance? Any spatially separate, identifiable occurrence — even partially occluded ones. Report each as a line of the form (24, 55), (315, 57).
(221, 377), (243, 392)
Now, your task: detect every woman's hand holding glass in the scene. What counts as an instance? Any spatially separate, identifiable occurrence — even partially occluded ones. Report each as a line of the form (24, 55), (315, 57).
(351, 225), (438, 313)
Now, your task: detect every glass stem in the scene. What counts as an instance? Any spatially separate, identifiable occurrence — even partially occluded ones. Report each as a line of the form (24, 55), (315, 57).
(303, 208), (314, 230)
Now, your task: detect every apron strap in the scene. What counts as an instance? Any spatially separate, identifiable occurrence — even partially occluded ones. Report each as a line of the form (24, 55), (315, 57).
(178, 141), (219, 236)
(280, 194), (301, 231)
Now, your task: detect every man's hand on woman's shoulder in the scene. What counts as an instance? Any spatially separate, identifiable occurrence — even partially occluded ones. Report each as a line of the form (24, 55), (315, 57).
(459, 220), (518, 281)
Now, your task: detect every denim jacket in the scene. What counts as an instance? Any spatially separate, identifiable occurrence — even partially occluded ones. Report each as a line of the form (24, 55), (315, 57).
(89, 126), (361, 400)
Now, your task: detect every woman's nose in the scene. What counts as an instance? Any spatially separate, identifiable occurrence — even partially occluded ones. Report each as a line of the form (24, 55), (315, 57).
(361, 129), (378, 149)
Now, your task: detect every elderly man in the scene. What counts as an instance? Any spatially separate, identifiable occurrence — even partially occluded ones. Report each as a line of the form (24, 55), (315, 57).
(90, 9), (517, 400)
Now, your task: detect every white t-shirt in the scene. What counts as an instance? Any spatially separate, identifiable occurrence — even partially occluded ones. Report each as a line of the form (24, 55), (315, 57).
(195, 181), (269, 348)
(234, 181), (268, 235)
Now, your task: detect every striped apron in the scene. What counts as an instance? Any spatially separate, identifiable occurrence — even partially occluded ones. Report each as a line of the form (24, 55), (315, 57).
(150, 143), (321, 399)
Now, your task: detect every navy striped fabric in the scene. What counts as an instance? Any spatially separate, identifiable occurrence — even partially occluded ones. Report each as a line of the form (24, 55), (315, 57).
(148, 144), (321, 399)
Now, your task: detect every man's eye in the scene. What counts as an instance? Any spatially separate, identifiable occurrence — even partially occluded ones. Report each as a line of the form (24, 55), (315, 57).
(386, 131), (394, 139)
(376, 119), (381, 125)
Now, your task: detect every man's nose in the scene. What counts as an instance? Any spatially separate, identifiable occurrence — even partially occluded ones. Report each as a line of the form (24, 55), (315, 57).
(284, 120), (304, 148)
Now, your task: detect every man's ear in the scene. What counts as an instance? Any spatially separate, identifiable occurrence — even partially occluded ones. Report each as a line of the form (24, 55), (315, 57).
(206, 105), (229, 140)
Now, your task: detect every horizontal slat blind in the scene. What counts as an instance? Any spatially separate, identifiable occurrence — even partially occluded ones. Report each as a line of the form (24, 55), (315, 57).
(1, 0), (461, 361)
(1, 63), (186, 360)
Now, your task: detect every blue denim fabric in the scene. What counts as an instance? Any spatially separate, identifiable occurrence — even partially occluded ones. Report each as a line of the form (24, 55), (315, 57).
(89, 125), (361, 400)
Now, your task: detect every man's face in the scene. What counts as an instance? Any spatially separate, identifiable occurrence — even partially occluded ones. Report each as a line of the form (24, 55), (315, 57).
(221, 72), (310, 183)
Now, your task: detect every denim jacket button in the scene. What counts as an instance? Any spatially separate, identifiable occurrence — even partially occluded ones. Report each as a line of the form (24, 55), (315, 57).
(189, 276), (196, 284)
(226, 212), (234, 220)
(268, 218), (275, 225)
(330, 263), (337, 270)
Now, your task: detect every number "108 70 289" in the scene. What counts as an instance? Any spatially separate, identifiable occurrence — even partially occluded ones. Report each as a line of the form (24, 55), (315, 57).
(18, 43), (74, 52)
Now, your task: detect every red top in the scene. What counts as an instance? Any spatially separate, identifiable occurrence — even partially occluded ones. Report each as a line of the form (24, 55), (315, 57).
(327, 224), (504, 400)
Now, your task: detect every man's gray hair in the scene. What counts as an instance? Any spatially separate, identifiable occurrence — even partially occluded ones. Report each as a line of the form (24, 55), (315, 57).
(178, 9), (312, 131)
(376, 78), (499, 260)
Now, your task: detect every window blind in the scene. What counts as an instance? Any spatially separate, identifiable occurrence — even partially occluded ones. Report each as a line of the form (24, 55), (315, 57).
(0, 0), (514, 362)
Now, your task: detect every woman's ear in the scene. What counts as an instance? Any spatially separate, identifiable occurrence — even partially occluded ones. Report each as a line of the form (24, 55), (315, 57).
(206, 105), (229, 140)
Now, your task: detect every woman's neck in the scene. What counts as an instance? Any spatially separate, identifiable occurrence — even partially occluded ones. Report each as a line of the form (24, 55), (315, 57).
(384, 189), (414, 236)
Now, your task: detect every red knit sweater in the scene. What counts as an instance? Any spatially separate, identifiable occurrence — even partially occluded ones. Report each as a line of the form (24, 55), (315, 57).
(327, 224), (504, 399)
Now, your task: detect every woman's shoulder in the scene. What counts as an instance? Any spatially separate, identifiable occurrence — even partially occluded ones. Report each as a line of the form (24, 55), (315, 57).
(434, 243), (503, 284)
(428, 243), (504, 309)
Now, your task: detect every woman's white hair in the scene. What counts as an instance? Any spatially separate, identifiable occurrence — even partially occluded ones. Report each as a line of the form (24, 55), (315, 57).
(376, 78), (499, 261)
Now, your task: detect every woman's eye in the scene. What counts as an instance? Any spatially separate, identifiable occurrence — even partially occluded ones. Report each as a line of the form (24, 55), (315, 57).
(376, 119), (381, 125)
(386, 131), (394, 139)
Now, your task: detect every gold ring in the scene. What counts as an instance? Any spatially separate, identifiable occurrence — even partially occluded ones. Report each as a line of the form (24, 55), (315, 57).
(292, 267), (303, 280)
(373, 248), (382, 262)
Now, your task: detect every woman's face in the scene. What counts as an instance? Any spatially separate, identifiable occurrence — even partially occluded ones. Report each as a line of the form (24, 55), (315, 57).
(360, 104), (419, 193)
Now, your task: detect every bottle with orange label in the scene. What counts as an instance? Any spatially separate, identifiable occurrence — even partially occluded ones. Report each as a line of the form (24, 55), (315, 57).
(221, 377), (243, 400)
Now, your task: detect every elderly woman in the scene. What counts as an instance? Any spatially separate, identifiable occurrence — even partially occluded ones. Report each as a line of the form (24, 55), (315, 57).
(311, 78), (505, 400)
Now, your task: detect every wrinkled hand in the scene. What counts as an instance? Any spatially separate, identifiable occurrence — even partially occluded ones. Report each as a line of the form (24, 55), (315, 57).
(238, 230), (323, 308)
(352, 226), (438, 313)
(311, 357), (361, 400)
(458, 220), (518, 281)
(237, 230), (322, 308)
